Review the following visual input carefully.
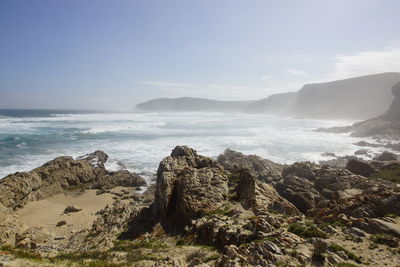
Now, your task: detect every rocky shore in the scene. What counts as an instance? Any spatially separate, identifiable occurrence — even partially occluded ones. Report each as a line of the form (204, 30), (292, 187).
(0, 146), (399, 266)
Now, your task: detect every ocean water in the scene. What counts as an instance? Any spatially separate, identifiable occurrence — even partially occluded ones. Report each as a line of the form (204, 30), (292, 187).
(0, 110), (377, 182)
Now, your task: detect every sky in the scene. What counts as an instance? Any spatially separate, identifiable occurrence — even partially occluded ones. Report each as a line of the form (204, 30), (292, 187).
(1, 0), (400, 111)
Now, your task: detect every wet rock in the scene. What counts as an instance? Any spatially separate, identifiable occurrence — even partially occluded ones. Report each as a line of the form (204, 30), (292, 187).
(374, 151), (398, 161)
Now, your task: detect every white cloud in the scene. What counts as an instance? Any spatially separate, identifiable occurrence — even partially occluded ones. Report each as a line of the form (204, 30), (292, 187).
(329, 46), (400, 80)
(261, 75), (272, 81)
(288, 54), (311, 63)
(286, 69), (309, 77)
(141, 81), (195, 87)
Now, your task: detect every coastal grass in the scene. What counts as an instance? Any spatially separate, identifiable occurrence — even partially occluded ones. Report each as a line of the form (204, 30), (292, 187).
(370, 233), (398, 247)
(0, 246), (43, 262)
(287, 222), (327, 239)
(112, 239), (168, 251)
(370, 166), (400, 184)
(329, 243), (362, 263)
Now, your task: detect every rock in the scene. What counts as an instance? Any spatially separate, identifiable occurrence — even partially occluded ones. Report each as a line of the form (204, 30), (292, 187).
(76, 150), (108, 168)
(93, 170), (146, 189)
(217, 149), (283, 184)
(70, 200), (139, 252)
(0, 203), (25, 246)
(15, 227), (52, 249)
(263, 241), (282, 255)
(374, 151), (398, 161)
(152, 146), (228, 229)
(354, 149), (369, 155)
(346, 159), (378, 177)
(321, 152), (336, 157)
(63, 206), (82, 214)
(56, 221), (67, 227)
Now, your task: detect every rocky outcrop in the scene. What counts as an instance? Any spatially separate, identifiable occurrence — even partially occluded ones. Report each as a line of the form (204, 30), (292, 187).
(152, 146), (228, 230)
(0, 151), (146, 210)
(217, 149), (283, 184)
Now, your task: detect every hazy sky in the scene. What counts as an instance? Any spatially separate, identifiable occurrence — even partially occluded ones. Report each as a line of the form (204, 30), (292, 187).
(1, 0), (400, 110)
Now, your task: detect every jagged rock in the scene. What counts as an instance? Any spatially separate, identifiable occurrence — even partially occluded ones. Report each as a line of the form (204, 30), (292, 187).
(152, 146), (228, 229)
(236, 168), (300, 216)
(63, 206), (82, 213)
(0, 203), (25, 246)
(76, 150), (109, 168)
(0, 151), (145, 210)
(15, 227), (52, 249)
(70, 200), (138, 252)
(374, 151), (398, 161)
(217, 149), (283, 183)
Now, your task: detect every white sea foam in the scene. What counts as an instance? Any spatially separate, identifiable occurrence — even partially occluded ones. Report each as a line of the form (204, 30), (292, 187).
(0, 112), (388, 179)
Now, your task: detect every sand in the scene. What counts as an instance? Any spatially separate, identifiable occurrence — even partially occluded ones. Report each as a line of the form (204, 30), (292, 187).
(15, 188), (132, 239)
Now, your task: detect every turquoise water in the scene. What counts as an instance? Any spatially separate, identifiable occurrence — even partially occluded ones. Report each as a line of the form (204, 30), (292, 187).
(0, 110), (369, 181)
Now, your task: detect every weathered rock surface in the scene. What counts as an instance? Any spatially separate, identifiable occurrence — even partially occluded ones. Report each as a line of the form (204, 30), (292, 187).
(152, 146), (228, 229)
(0, 151), (146, 210)
(217, 149), (283, 183)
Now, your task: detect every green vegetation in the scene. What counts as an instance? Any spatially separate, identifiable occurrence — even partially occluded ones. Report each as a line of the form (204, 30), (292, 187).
(112, 239), (168, 251)
(329, 243), (362, 263)
(126, 251), (160, 262)
(384, 213), (398, 218)
(204, 204), (232, 216)
(287, 222), (327, 238)
(370, 233), (399, 247)
(0, 246), (43, 262)
(370, 166), (400, 184)
(335, 263), (359, 267)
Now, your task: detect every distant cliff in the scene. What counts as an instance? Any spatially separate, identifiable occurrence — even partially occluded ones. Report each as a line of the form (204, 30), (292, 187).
(136, 97), (254, 112)
(137, 73), (400, 120)
(292, 72), (400, 120)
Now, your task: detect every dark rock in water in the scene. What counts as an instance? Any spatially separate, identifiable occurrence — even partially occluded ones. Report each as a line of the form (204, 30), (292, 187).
(63, 206), (82, 213)
(217, 149), (283, 184)
(354, 149), (369, 155)
(374, 151), (398, 161)
(346, 159), (379, 177)
(321, 152), (336, 157)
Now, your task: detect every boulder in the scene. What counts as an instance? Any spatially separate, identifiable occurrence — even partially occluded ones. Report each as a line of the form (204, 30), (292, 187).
(63, 206), (82, 214)
(152, 146), (228, 229)
(346, 159), (378, 177)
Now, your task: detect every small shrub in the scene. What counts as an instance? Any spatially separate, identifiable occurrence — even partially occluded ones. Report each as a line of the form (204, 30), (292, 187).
(384, 213), (397, 218)
(370, 233), (398, 247)
(329, 243), (362, 263)
(370, 166), (400, 184)
(288, 222), (327, 238)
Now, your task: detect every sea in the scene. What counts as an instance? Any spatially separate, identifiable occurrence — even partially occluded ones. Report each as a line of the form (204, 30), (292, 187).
(0, 109), (379, 183)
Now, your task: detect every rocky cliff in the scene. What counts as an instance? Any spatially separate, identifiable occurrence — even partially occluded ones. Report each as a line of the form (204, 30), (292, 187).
(0, 147), (399, 266)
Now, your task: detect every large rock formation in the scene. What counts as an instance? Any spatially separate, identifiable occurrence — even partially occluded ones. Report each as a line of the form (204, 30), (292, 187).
(152, 146), (228, 229)
(0, 151), (146, 210)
